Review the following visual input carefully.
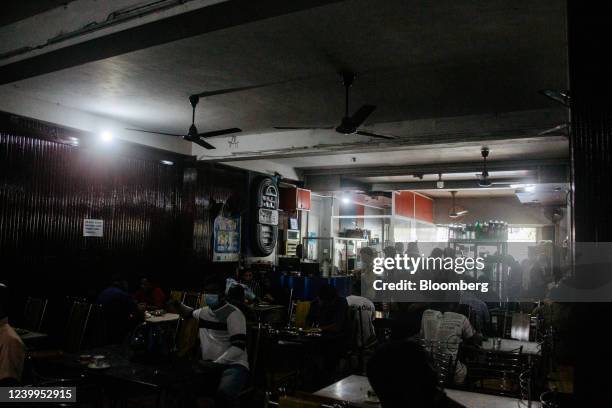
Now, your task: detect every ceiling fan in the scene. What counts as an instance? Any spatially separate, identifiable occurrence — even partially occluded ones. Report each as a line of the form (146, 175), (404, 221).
(449, 191), (469, 219)
(477, 146), (492, 187)
(274, 72), (396, 140)
(126, 95), (241, 150)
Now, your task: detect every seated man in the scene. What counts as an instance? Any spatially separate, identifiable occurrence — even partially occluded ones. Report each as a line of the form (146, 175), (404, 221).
(420, 303), (478, 384)
(367, 340), (465, 408)
(307, 284), (348, 333)
(0, 283), (25, 386)
(169, 282), (249, 408)
(133, 276), (166, 309)
(238, 268), (261, 300)
(96, 273), (143, 344)
(307, 284), (349, 387)
(226, 285), (256, 323)
(346, 284), (377, 349)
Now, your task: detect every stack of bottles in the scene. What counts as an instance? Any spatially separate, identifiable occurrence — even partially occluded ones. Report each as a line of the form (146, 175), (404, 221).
(448, 220), (509, 241)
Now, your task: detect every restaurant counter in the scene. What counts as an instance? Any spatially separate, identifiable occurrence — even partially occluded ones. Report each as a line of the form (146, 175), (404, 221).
(279, 275), (352, 301)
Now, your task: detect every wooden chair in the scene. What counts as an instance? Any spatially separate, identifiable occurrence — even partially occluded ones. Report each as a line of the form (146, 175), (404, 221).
(169, 290), (184, 302)
(294, 301), (311, 329)
(22, 296), (48, 332)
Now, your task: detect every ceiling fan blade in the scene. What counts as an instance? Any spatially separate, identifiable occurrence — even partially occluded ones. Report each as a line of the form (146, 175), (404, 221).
(189, 137), (216, 150)
(350, 104), (376, 128)
(125, 128), (184, 137)
(538, 123), (569, 136)
(356, 130), (396, 140)
(197, 128), (242, 138)
(274, 126), (334, 130)
(193, 73), (330, 98)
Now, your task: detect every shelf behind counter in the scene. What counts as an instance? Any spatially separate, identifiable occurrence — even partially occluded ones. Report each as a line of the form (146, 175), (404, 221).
(278, 272), (353, 301)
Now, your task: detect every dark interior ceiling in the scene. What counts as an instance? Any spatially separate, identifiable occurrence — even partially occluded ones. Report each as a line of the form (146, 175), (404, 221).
(1, 1), (75, 26)
(0, 0), (568, 136)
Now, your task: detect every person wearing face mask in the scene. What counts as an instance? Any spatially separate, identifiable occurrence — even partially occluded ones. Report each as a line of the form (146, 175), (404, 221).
(168, 282), (249, 408)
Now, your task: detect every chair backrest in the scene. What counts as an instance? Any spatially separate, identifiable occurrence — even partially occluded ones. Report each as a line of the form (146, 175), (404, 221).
(83, 304), (108, 348)
(294, 301), (311, 329)
(432, 350), (455, 387)
(64, 301), (92, 353)
(183, 291), (204, 308)
(247, 324), (265, 382)
(169, 290), (184, 302)
(519, 367), (533, 403)
(540, 390), (560, 408)
(22, 297), (48, 332)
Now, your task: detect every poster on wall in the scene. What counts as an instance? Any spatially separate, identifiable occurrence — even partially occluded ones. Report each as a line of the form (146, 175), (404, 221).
(213, 216), (241, 262)
(83, 219), (104, 237)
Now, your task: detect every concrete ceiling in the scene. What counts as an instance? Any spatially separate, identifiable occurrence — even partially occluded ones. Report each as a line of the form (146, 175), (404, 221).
(0, 0), (569, 177)
(1, 0), (75, 26)
(417, 189), (518, 198)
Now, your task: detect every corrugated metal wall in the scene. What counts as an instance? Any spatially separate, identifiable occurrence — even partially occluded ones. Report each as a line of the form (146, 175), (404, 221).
(0, 132), (184, 293)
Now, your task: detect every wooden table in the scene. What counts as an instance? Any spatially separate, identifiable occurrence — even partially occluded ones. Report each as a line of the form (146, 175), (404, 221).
(314, 374), (376, 407)
(314, 375), (542, 408)
(481, 338), (541, 355)
(15, 328), (48, 344)
(145, 312), (180, 324)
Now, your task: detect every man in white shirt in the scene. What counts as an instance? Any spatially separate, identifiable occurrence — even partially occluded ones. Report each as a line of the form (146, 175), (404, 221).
(420, 304), (476, 384)
(0, 283), (25, 386)
(346, 288), (377, 349)
(170, 282), (249, 408)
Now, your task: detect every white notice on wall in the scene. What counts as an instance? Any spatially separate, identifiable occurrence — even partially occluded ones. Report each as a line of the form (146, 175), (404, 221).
(83, 219), (104, 237)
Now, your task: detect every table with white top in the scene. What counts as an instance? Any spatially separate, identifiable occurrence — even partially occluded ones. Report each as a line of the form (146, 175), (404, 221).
(314, 375), (541, 408)
(16, 328), (48, 342)
(145, 312), (180, 324)
(481, 338), (541, 355)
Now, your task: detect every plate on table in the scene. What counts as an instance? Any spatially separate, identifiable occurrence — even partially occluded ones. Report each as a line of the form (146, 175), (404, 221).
(302, 327), (322, 334)
(87, 362), (111, 370)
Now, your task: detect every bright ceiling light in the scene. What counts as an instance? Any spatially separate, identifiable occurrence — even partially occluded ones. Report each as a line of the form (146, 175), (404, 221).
(100, 131), (113, 143)
(342, 197), (350, 204)
(160, 160), (174, 166)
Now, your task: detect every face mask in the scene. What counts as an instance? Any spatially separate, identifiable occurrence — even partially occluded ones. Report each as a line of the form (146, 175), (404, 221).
(205, 294), (220, 308)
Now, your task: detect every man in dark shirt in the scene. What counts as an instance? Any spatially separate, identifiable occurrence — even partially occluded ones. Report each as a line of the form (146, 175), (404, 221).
(307, 284), (348, 333)
(367, 340), (466, 408)
(96, 274), (143, 344)
(307, 284), (349, 387)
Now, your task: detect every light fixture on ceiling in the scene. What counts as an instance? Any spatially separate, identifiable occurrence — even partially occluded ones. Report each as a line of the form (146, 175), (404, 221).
(100, 131), (113, 143)
(478, 147), (492, 187)
(342, 196), (351, 204)
(160, 160), (174, 166)
(436, 173), (444, 189)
